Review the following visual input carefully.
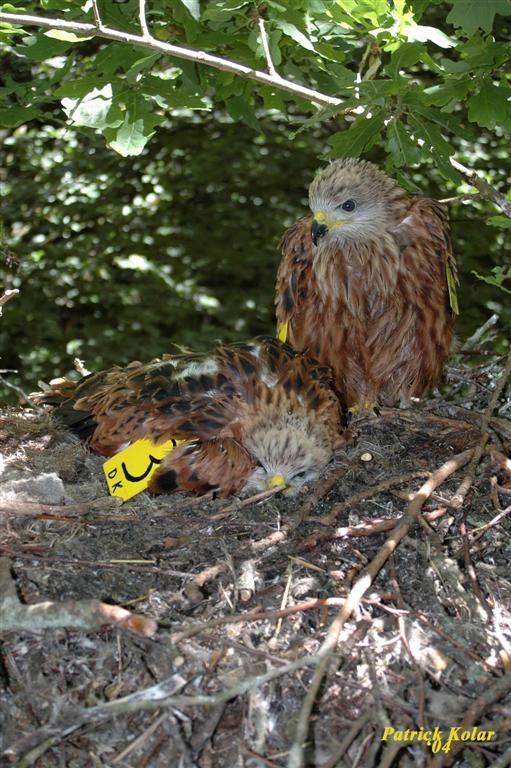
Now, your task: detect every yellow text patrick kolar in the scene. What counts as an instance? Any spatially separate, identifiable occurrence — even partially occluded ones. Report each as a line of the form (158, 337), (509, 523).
(381, 726), (495, 753)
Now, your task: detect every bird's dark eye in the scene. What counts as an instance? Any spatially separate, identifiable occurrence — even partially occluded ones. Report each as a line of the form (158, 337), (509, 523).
(341, 199), (356, 212)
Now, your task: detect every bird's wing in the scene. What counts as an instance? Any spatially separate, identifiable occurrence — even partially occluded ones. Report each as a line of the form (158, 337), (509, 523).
(275, 216), (314, 342)
(395, 197), (458, 314)
(42, 338), (308, 456)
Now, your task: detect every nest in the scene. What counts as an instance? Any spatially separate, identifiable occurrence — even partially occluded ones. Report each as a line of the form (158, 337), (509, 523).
(0, 350), (510, 767)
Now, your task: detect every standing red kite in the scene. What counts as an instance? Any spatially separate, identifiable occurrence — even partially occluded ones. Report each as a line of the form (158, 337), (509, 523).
(276, 158), (458, 410)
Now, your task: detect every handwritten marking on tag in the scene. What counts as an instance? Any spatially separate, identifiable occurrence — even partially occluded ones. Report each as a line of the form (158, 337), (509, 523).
(103, 437), (189, 502)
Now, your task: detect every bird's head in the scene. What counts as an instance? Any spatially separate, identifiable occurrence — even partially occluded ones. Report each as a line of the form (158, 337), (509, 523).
(242, 411), (333, 496)
(308, 158), (407, 246)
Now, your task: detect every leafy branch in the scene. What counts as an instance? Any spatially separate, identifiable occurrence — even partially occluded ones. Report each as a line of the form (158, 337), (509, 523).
(0, 7), (342, 109)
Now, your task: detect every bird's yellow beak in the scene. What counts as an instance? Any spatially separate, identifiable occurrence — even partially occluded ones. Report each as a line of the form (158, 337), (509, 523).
(268, 474), (286, 488)
(311, 211), (349, 245)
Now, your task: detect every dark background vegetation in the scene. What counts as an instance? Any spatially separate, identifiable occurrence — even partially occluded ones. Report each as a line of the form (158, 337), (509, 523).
(0, 0), (510, 398)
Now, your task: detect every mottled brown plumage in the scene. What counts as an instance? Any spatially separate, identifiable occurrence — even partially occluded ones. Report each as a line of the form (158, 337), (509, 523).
(41, 337), (342, 497)
(276, 158), (457, 409)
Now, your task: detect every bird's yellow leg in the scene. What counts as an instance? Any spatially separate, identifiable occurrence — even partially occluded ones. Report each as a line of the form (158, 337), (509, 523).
(348, 401), (379, 416)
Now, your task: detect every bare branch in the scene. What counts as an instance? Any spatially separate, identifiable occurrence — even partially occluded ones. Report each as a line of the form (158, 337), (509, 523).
(90, 0), (102, 30)
(0, 288), (19, 308)
(450, 158), (511, 218)
(0, 11), (342, 108)
(138, 0), (150, 39)
(258, 17), (277, 78)
(0, 557), (157, 636)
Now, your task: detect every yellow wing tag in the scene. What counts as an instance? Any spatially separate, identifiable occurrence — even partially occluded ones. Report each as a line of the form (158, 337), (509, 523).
(276, 321), (288, 343)
(446, 262), (459, 315)
(103, 437), (190, 502)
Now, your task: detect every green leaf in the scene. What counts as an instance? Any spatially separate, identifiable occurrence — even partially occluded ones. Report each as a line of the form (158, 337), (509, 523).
(423, 80), (473, 107)
(142, 76), (209, 110)
(55, 78), (109, 99)
(447, 0), (511, 36)
(225, 95), (262, 132)
(44, 30), (91, 43)
(20, 32), (73, 61)
(125, 53), (162, 84)
(403, 100), (474, 140)
(472, 266), (511, 294)
(404, 24), (456, 49)
(177, 0), (201, 21)
(386, 42), (424, 79)
(106, 114), (161, 157)
(0, 105), (39, 127)
(95, 44), (147, 76)
(408, 114), (461, 183)
(106, 92), (163, 156)
(202, 1), (249, 21)
(488, 216), (511, 229)
(331, 0), (390, 26)
(385, 120), (421, 167)
(328, 111), (386, 158)
(468, 81), (511, 132)
(62, 85), (122, 130)
(274, 20), (314, 51)
(313, 41), (346, 63)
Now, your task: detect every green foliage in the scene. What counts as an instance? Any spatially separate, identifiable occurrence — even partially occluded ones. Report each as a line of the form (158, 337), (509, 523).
(0, 0), (510, 401)
(0, 0), (509, 173)
(472, 266), (511, 295)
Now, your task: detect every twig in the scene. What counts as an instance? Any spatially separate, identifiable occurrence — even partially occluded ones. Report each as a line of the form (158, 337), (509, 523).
(91, 0), (101, 29)
(240, 747), (282, 768)
(0, 11), (342, 108)
(451, 346), (511, 510)
(287, 449), (473, 768)
(172, 596), (346, 642)
(258, 17), (277, 77)
(138, 0), (150, 39)
(429, 673), (511, 767)
(316, 471), (429, 526)
(438, 193), (481, 204)
(219, 483), (285, 514)
(0, 375), (40, 408)
(455, 504), (511, 548)
(0, 496), (122, 517)
(0, 288), (19, 308)
(295, 506), (449, 552)
(450, 158), (511, 218)
(0, 557), (157, 636)
(111, 712), (168, 764)
(319, 711), (372, 768)
(461, 313), (499, 350)
(7, 656), (319, 765)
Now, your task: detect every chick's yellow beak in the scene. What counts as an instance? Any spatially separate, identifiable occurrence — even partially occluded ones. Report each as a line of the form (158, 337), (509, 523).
(268, 474), (286, 488)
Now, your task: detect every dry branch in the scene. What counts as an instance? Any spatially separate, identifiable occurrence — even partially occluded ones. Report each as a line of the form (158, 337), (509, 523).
(0, 288), (19, 309)
(0, 557), (156, 636)
(450, 158), (511, 218)
(7, 656), (319, 765)
(451, 345), (511, 510)
(0, 496), (122, 517)
(287, 448), (474, 768)
(430, 673), (511, 767)
(316, 470), (429, 525)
